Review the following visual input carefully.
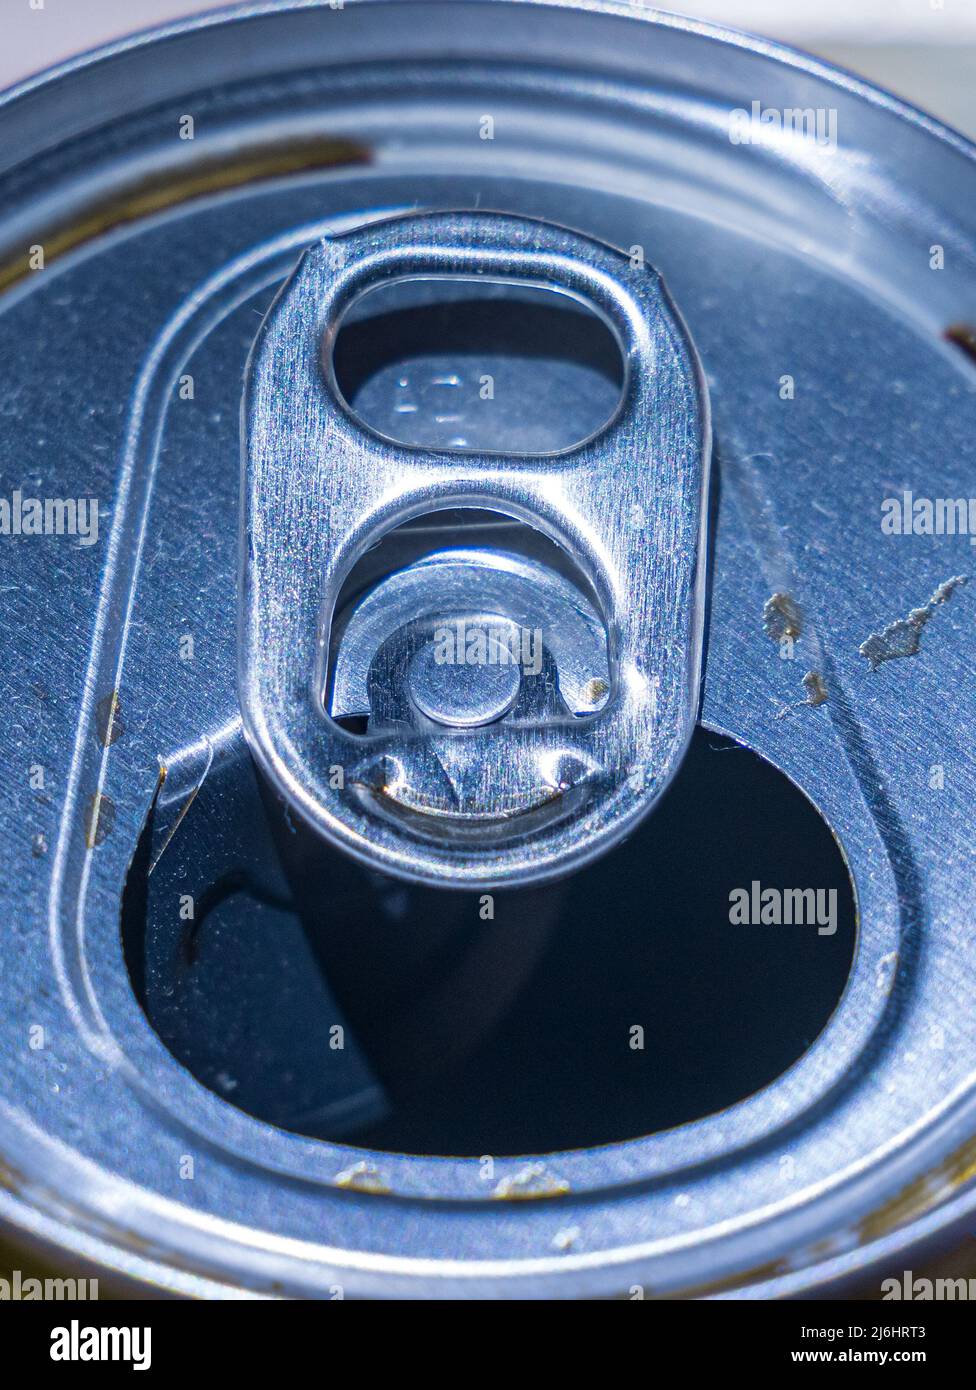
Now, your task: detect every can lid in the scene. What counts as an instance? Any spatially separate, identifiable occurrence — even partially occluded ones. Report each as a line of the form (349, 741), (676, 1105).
(3, 0), (976, 1300)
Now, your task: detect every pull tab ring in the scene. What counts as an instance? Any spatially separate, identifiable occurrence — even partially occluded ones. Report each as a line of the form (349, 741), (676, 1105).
(240, 211), (710, 887)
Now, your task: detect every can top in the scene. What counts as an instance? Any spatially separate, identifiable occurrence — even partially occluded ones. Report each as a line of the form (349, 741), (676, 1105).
(2, 0), (976, 1300)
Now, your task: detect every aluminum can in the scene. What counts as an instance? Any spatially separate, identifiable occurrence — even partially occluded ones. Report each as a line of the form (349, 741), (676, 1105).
(1, 0), (975, 1300)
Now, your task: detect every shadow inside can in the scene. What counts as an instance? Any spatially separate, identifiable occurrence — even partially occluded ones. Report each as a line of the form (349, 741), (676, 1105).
(122, 725), (855, 1156)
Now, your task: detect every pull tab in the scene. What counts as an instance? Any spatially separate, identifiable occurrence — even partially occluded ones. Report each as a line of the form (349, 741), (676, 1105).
(240, 212), (709, 887)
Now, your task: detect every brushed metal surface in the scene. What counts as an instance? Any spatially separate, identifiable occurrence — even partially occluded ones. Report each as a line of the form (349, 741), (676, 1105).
(241, 210), (708, 885)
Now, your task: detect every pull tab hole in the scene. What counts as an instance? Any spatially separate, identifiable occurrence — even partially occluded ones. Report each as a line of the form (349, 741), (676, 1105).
(325, 508), (611, 740)
(331, 276), (624, 454)
(121, 728), (856, 1154)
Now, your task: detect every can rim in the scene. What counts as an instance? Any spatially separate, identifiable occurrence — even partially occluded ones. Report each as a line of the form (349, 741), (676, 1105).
(2, 0), (976, 165)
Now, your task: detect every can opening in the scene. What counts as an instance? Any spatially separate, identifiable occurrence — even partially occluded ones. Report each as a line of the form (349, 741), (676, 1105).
(121, 727), (856, 1155)
(330, 276), (625, 454)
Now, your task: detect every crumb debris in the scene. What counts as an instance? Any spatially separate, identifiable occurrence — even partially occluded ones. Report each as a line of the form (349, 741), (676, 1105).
(777, 670), (828, 718)
(551, 1225), (581, 1252)
(492, 1162), (570, 1200)
(875, 951), (899, 992)
(83, 792), (115, 848)
(95, 690), (124, 747)
(800, 671), (828, 707)
(763, 591), (803, 642)
(581, 677), (610, 707)
(945, 323), (976, 365)
(334, 1160), (391, 1195)
(859, 575), (967, 670)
